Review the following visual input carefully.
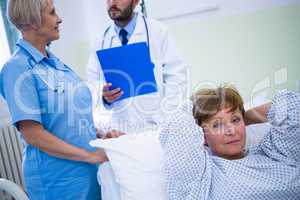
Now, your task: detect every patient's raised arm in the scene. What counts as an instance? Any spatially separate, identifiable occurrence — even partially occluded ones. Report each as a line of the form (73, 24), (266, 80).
(259, 90), (300, 164)
(244, 102), (271, 125)
(160, 102), (210, 200)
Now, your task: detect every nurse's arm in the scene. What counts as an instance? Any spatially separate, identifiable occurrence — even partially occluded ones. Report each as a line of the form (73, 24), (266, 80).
(17, 120), (107, 164)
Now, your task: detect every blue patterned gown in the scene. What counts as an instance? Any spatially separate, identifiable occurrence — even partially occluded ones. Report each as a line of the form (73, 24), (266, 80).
(160, 90), (300, 200)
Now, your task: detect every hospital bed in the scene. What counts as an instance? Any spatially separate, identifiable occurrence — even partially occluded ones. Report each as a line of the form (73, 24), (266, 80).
(91, 122), (270, 200)
(0, 116), (270, 200)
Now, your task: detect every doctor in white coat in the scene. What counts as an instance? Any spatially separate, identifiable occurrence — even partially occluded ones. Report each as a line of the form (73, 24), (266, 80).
(86, 0), (187, 133)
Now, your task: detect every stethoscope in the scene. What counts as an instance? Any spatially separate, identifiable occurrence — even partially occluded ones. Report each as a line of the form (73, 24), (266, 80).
(100, 14), (150, 51)
(28, 55), (92, 95)
(27, 56), (65, 93)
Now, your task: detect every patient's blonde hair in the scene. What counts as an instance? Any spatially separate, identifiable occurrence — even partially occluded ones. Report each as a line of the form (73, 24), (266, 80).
(8, 0), (47, 30)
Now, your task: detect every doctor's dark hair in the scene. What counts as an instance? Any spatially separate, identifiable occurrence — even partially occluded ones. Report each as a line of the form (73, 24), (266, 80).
(7, 0), (47, 31)
(191, 86), (245, 126)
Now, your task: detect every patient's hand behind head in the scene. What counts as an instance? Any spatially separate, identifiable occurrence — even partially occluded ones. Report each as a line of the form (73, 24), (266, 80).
(191, 86), (246, 160)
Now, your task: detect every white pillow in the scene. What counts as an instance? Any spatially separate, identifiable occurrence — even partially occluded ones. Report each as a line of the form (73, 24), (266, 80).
(91, 122), (270, 200)
(90, 130), (167, 200)
(246, 122), (271, 148)
(97, 162), (121, 200)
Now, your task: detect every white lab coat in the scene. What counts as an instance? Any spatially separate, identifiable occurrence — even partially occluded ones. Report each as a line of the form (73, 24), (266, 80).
(86, 13), (187, 132)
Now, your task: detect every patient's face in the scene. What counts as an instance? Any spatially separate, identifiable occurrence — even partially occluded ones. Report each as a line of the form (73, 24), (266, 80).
(202, 107), (246, 160)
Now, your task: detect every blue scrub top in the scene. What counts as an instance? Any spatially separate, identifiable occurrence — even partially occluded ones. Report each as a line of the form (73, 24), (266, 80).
(0, 39), (100, 200)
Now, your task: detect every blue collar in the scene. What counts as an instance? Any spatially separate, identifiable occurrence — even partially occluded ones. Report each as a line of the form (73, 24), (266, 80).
(44, 52), (67, 71)
(17, 38), (46, 64)
(17, 38), (67, 71)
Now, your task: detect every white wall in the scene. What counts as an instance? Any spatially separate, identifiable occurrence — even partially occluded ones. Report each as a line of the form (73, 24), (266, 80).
(0, 97), (11, 127)
(166, 2), (300, 105)
(50, 0), (110, 78)
(50, 0), (300, 101)
(0, 8), (10, 69)
(0, 9), (12, 126)
(146, 0), (300, 23)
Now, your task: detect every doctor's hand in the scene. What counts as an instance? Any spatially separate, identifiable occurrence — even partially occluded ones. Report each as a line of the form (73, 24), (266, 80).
(102, 83), (124, 104)
(96, 129), (125, 139)
(102, 129), (125, 139)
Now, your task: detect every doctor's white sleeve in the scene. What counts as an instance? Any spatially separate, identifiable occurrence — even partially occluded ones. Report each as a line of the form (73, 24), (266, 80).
(86, 44), (112, 110)
(161, 26), (188, 113)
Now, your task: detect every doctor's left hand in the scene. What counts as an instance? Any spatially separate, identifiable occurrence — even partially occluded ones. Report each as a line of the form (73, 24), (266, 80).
(102, 83), (124, 104)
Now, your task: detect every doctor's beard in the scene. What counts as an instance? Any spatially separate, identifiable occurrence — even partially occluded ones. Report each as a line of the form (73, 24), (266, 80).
(108, 1), (135, 22)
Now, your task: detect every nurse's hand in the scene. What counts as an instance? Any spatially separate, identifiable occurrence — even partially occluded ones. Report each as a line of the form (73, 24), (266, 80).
(86, 149), (108, 164)
(102, 83), (124, 104)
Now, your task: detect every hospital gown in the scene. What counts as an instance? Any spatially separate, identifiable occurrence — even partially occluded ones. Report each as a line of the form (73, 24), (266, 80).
(160, 90), (300, 200)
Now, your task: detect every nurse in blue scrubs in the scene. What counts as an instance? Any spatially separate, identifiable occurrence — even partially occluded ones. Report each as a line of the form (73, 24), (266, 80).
(0, 0), (106, 199)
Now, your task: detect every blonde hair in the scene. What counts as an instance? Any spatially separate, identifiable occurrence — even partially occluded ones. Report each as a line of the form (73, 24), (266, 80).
(7, 0), (47, 30)
(191, 86), (245, 126)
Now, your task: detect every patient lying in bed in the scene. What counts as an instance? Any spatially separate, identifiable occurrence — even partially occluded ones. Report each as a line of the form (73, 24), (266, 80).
(160, 87), (300, 200)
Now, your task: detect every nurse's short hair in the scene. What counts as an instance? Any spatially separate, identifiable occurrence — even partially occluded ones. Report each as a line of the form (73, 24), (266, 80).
(7, 0), (48, 30)
(191, 85), (245, 126)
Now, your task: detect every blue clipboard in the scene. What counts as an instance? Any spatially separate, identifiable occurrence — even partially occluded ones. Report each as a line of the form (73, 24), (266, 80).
(96, 42), (157, 102)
